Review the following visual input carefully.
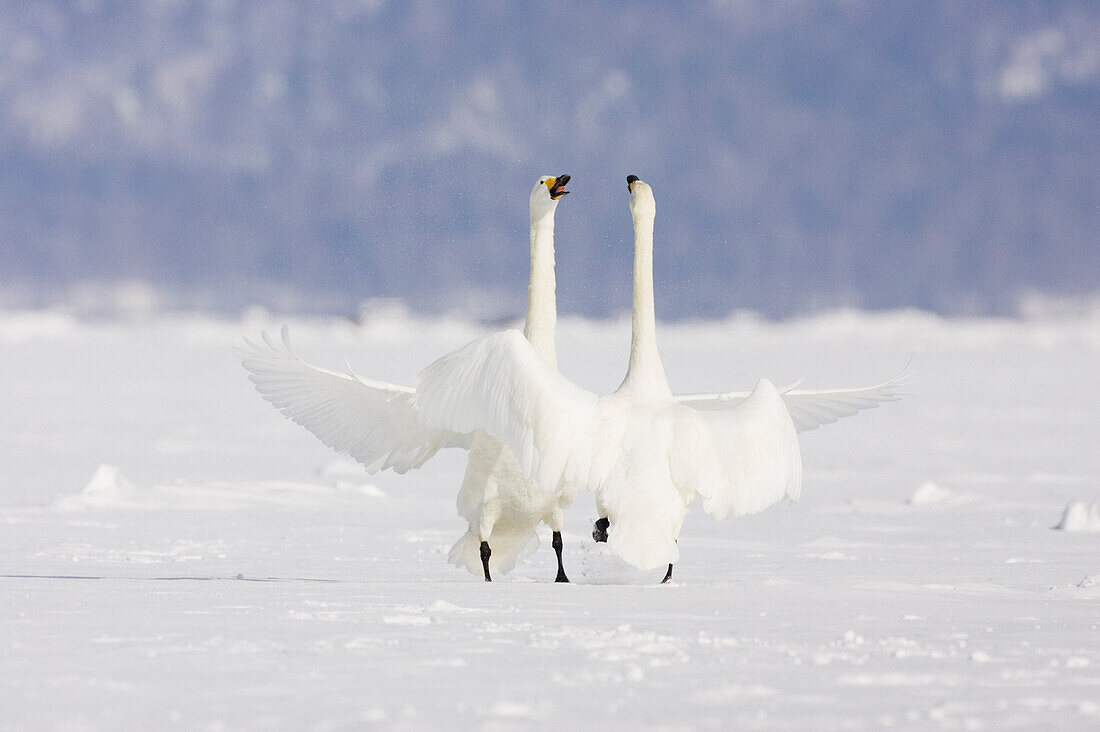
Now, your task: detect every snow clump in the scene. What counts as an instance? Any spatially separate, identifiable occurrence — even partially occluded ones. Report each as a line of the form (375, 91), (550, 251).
(1052, 501), (1100, 532)
(53, 464), (143, 510)
(908, 481), (953, 505)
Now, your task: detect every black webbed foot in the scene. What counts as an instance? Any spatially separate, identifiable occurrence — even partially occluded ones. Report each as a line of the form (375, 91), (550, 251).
(552, 531), (569, 583)
(479, 541), (492, 582)
(661, 563), (673, 584)
(592, 517), (609, 543)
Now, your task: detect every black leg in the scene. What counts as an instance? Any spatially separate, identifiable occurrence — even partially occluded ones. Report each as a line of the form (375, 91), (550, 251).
(552, 531), (569, 583)
(479, 541), (492, 582)
(592, 517), (609, 543)
(661, 563), (673, 584)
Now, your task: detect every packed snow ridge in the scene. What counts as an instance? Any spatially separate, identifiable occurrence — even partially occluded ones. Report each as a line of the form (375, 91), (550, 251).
(1053, 500), (1100, 531)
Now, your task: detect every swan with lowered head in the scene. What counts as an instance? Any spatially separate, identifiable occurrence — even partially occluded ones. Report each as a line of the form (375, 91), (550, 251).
(240, 175), (574, 582)
(417, 176), (899, 582)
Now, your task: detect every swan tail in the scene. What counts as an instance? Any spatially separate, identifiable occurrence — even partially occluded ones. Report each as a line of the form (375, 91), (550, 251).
(605, 504), (684, 572)
(597, 467), (686, 572)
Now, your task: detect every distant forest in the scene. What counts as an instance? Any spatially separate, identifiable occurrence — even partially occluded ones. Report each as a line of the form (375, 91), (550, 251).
(2, 2), (1098, 318)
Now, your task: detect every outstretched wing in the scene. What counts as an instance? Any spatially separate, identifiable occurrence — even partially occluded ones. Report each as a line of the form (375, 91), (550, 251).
(239, 326), (471, 473)
(672, 378), (802, 521)
(416, 329), (598, 491)
(677, 372), (908, 433)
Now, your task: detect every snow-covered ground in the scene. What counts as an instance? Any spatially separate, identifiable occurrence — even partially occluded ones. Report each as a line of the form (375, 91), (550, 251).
(2, 307), (1098, 730)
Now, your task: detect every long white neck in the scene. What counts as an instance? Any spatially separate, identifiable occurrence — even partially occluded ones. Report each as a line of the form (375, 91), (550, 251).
(523, 210), (557, 368)
(618, 205), (670, 396)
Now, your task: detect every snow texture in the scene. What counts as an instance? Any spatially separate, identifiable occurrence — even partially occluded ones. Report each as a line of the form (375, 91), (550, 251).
(2, 307), (1099, 730)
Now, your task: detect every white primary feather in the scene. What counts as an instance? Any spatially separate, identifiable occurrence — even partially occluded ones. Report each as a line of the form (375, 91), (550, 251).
(239, 325), (471, 474)
(418, 178), (810, 572)
(677, 373), (909, 433)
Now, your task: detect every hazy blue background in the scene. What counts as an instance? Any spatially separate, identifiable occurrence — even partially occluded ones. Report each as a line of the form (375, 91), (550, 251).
(2, 1), (1097, 319)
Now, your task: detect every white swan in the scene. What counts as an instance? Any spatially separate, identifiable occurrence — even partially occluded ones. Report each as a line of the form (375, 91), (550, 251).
(240, 175), (574, 581)
(450, 174), (573, 582)
(416, 176), (902, 581)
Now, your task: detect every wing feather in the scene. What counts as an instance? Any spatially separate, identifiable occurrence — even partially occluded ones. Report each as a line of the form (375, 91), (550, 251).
(677, 371), (909, 433)
(238, 326), (470, 473)
(416, 330), (598, 491)
(673, 379), (802, 520)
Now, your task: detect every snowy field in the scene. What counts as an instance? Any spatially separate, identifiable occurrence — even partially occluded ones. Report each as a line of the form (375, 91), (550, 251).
(2, 306), (1099, 730)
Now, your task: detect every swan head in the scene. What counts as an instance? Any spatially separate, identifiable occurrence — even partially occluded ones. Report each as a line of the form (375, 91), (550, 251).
(530, 174), (570, 221)
(627, 174), (655, 221)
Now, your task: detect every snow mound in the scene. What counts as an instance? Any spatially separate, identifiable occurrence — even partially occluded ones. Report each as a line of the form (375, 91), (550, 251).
(908, 481), (954, 505)
(1078, 575), (1100, 588)
(1053, 501), (1100, 532)
(335, 481), (387, 498)
(575, 541), (667, 585)
(53, 464), (144, 511)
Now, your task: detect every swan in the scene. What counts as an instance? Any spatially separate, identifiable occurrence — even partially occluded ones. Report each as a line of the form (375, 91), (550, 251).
(416, 175), (902, 582)
(240, 175), (575, 582)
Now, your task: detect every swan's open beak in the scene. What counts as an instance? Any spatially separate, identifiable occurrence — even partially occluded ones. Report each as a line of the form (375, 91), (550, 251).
(547, 175), (570, 200)
(627, 174), (639, 192)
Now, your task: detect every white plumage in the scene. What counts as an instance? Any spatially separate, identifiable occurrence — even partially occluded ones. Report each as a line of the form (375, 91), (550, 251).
(242, 173), (904, 582)
(241, 176), (574, 580)
(417, 331), (804, 571)
(677, 378), (907, 434)
(447, 175), (574, 580)
(417, 177), (893, 576)
(239, 326), (470, 474)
